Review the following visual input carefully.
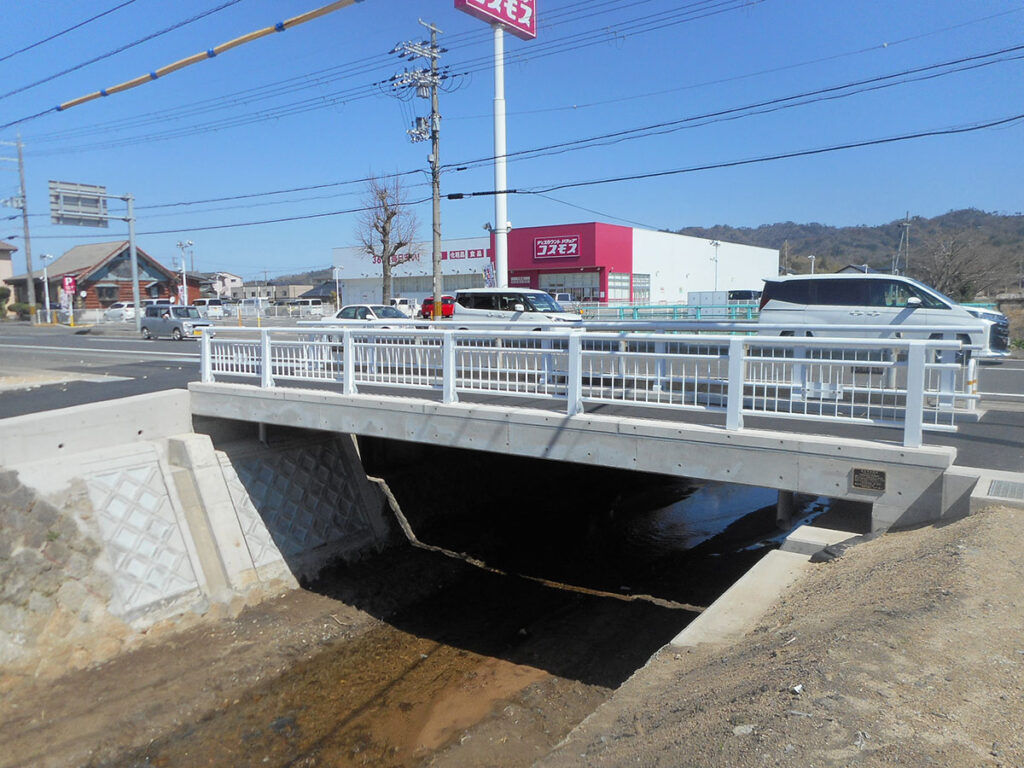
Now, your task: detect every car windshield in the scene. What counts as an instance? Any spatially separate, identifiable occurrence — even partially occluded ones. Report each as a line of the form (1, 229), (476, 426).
(172, 307), (201, 319)
(375, 306), (405, 318)
(524, 292), (563, 312)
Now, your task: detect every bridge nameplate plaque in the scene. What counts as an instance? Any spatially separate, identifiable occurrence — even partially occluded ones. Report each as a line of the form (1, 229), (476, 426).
(852, 468), (886, 491)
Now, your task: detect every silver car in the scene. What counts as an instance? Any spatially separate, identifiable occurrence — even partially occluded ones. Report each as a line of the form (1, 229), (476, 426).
(140, 305), (212, 340)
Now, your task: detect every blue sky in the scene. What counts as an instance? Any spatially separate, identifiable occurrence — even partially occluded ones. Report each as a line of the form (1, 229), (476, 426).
(2, 0), (1022, 281)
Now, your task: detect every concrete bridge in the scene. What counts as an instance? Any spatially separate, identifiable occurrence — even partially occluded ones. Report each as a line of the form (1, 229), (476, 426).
(190, 325), (985, 531)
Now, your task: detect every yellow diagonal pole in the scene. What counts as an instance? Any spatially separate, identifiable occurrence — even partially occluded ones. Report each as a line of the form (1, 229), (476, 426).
(58, 0), (365, 112)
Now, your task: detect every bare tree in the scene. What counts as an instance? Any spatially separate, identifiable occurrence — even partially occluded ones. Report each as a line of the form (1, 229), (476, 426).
(356, 175), (419, 303)
(911, 229), (1005, 301)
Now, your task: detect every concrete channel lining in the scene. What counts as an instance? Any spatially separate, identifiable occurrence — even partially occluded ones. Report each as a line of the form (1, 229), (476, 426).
(188, 382), (965, 531)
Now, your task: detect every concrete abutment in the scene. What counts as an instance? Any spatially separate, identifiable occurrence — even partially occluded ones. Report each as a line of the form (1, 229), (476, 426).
(0, 391), (394, 680)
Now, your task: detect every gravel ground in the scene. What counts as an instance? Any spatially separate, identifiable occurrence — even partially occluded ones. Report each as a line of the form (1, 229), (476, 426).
(540, 504), (1024, 767)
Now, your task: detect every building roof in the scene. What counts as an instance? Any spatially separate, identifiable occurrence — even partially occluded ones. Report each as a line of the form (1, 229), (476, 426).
(301, 281), (338, 298)
(0, 240), (16, 254)
(45, 241), (130, 278)
(10, 241), (174, 283)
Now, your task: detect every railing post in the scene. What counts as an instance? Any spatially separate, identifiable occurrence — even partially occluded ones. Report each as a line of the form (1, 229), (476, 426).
(726, 336), (745, 431)
(964, 356), (978, 414)
(567, 331), (583, 415)
(790, 343), (807, 401)
(260, 330), (274, 388)
(342, 329), (356, 395)
(903, 341), (926, 448)
(442, 330), (458, 403)
(653, 340), (667, 392)
(936, 342), (957, 411)
(200, 330), (213, 383)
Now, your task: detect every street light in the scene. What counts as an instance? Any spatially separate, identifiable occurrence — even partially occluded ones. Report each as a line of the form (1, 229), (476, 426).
(709, 240), (720, 292)
(176, 240), (193, 304)
(40, 253), (53, 322)
(808, 254), (816, 274)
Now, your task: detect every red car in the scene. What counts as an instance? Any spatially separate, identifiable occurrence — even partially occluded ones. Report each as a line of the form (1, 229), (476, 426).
(420, 295), (455, 319)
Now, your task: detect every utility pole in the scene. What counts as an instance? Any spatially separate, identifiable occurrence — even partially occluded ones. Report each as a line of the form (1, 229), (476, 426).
(391, 21), (447, 318)
(0, 136), (36, 307)
(901, 212), (911, 275)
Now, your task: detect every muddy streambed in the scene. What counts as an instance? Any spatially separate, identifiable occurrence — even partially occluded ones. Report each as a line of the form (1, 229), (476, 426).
(19, 446), (835, 768)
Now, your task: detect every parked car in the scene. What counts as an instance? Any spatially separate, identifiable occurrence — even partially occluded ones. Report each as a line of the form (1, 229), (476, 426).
(289, 298), (325, 316)
(452, 288), (582, 324)
(419, 295), (456, 318)
(193, 298), (225, 319)
(757, 273), (1010, 359)
(389, 297), (416, 317)
(140, 305), (212, 340)
(102, 302), (135, 321)
(320, 304), (408, 322)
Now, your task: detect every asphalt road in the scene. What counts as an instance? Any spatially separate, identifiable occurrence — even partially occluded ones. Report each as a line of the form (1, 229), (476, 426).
(0, 324), (199, 418)
(1, 322), (1021, 470)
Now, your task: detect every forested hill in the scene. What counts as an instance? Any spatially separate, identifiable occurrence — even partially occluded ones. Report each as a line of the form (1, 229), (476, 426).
(677, 208), (1024, 278)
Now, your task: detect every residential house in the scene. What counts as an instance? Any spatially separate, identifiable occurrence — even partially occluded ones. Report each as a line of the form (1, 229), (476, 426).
(0, 240), (15, 294)
(7, 241), (180, 308)
(193, 270), (243, 298)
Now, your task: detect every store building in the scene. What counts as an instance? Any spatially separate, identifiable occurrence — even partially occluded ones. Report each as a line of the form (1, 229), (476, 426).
(332, 223), (778, 305)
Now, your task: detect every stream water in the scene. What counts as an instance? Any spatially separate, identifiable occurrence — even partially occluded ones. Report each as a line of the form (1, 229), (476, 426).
(102, 444), (837, 767)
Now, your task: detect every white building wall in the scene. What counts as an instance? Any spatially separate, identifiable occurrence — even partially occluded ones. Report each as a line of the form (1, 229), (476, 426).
(631, 230), (778, 304)
(333, 236), (491, 306)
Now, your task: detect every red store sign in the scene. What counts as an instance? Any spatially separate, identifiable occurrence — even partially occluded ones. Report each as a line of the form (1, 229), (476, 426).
(454, 0), (537, 40)
(534, 235), (580, 259)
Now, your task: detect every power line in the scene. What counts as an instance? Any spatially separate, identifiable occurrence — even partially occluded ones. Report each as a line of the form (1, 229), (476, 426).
(137, 169), (423, 209)
(10, 0), (755, 140)
(30, 195), (434, 238)
(447, 7), (1024, 121)
(0, 0), (142, 65)
(27, 114), (1024, 239)
(520, 112), (1024, 195)
(0, 0), (248, 103)
(441, 44), (1024, 172)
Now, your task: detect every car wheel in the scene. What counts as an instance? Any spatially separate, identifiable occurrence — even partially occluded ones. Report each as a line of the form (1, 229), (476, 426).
(141, 327), (152, 339)
(172, 328), (183, 341)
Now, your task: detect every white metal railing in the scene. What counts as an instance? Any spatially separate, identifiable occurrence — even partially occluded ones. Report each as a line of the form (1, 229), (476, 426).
(199, 327), (978, 448)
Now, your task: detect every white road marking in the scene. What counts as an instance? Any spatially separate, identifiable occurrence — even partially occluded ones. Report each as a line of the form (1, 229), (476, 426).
(0, 343), (199, 360)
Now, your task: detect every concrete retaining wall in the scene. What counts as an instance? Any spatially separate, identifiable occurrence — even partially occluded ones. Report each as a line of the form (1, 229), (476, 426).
(0, 392), (393, 681)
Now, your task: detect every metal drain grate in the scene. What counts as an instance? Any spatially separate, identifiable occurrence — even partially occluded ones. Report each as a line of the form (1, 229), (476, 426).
(987, 480), (1024, 500)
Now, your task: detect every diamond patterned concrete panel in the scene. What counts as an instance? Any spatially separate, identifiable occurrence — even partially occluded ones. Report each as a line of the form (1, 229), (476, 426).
(88, 464), (200, 617)
(223, 438), (381, 572)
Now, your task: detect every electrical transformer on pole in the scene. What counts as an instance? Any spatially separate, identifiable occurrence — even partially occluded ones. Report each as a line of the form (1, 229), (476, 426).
(391, 21), (447, 319)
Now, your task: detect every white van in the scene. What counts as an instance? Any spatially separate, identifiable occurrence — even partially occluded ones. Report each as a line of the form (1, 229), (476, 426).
(453, 288), (582, 324)
(290, 298), (325, 317)
(389, 297), (415, 317)
(758, 274), (1009, 358)
(240, 297), (268, 315)
(193, 298), (225, 318)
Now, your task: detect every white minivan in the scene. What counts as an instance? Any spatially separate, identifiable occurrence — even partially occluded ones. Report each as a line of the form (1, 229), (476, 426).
(193, 298), (225, 318)
(758, 273), (1010, 358)
(453, 288), (582, 324)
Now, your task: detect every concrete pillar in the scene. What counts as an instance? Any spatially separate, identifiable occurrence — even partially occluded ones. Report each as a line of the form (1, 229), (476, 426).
(777, 490), (795, 528)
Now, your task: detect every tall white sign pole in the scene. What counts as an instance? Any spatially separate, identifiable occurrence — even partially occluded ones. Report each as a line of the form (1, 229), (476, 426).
(492, 24), (509, 288)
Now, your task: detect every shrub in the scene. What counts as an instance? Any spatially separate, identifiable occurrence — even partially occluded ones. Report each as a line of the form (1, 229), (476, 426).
(8, 302), (33, 320)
